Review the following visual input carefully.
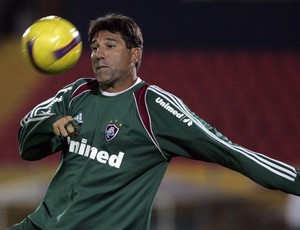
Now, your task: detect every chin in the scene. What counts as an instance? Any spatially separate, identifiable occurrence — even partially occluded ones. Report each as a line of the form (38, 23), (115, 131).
(97, 77), (114, 88)
(96, 74), (110, 83)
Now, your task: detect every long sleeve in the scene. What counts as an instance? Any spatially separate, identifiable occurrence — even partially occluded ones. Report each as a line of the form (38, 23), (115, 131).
(18, 84), (73, 160)
(145, 85), (300, 195)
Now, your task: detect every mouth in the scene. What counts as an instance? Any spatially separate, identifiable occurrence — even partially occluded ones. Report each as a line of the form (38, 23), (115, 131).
(96, 64), (110, 71)
(97, 65), (109, 69)
(95, 65), (109, 73)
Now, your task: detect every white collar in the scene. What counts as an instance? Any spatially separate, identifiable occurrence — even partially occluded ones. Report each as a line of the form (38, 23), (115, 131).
(100, 77), (142, 96)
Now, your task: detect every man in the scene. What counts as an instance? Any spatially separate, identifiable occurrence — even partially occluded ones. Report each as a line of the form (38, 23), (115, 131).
(9, 13), (300, 229)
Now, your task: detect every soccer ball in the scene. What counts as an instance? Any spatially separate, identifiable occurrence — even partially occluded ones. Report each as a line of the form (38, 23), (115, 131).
(21, 15), (82, 74)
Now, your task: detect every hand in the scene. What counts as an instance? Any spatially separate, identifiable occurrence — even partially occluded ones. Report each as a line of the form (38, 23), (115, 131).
(53, 116), (81, 137)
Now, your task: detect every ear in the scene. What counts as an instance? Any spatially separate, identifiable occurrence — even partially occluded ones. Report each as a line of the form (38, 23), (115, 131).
(131, 48), (142, 65)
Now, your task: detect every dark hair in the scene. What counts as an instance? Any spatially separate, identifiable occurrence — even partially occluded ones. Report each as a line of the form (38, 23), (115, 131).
(88, 13), (143, 69)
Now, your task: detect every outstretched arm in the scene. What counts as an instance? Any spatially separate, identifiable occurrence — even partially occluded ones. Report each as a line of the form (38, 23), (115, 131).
(145, 85), (300, 195)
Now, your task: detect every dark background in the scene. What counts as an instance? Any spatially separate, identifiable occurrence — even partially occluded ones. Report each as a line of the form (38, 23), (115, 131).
(1, 0), (300, 50)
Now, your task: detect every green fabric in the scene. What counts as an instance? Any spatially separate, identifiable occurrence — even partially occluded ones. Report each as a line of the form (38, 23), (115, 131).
(17, 78), (300, 229)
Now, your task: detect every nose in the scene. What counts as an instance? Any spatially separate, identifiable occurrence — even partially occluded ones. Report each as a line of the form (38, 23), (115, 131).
(93, 47), (105, 60)
(97, 47), (104, 58)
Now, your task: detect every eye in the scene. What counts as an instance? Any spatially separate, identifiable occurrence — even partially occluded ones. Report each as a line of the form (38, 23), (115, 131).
(107, 44), (115, 49)
(105, 41), (117, 49)
(90, 45), (98, 52)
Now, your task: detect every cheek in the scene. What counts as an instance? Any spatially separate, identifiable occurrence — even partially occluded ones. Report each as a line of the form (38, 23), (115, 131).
(90, 54), (97, 68)
(91, 58), (96, 73)
(90, 52), (96, 61)
(115, 52), (132, 67)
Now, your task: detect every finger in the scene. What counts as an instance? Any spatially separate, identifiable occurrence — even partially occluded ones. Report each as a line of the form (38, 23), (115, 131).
(53, 125), (61, 136)
(64, 121), (76, 136)
(53, 119), (66, 136)
(58, 125), (69, 137)
(53, 116), (73, 136)
(60, 116), (74, 136)
(64, 119), (80, 136)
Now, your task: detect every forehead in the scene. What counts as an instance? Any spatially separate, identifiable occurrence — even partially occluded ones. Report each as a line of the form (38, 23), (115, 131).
(92, 30), (123, 43)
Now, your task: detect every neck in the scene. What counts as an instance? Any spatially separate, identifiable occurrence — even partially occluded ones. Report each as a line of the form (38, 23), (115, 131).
(99, 74), (138, 93)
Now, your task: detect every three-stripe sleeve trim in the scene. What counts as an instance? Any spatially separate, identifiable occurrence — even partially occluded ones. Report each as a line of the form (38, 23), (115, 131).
(149, 85), (297, 182)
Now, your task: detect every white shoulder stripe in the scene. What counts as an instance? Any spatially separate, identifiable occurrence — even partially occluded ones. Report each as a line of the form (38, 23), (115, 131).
(20, 114), (53, 127)
(21, 86), (71, 126)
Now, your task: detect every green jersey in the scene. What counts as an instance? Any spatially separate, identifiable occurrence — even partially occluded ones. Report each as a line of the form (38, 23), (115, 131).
(18, 78), (300, 229)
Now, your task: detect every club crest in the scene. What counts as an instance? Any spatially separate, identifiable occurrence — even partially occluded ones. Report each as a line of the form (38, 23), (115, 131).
(105, 123), (120, 142)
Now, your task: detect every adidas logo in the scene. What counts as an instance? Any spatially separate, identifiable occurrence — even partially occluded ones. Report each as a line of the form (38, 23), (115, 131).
(74, 112), (83, 123)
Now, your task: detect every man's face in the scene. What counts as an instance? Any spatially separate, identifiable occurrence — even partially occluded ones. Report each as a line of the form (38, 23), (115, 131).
(90, 30), (136, 90)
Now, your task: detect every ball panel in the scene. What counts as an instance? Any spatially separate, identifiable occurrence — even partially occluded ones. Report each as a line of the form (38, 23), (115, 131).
(46, 43), (82, 74)
(53, 33), (82, 59)
(21, 15), (82, 74)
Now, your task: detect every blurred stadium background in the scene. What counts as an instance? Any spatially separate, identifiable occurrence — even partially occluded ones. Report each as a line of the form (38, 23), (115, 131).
(1, 0), (300, 229)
